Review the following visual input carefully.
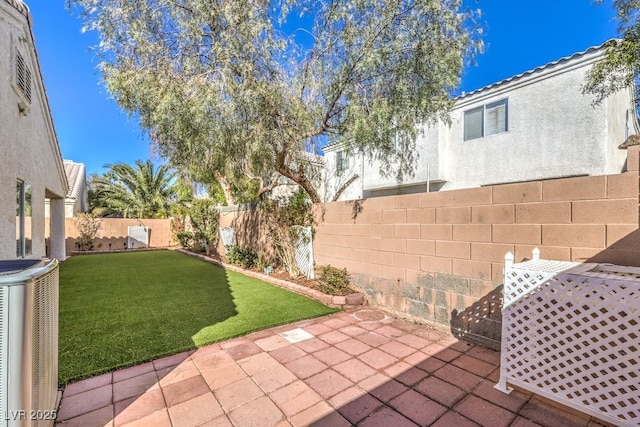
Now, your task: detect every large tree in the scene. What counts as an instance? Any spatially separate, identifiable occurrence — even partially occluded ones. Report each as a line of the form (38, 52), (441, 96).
(584, 1), (640, 107)
(92, 160), (177, 218)
(69, 0), (482, 203)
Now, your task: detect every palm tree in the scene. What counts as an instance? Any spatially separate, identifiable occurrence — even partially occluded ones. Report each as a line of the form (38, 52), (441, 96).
(92, 160), (177, 218)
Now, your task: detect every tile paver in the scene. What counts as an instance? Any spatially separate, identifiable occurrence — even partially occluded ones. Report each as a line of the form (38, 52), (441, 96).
(284, 354), (328, 379)
(215, 376), (265, 412)
(56, 384), (113, 421)
(251, 363), (298, 393)
(356, 331), (391, 347)
(270, 380), (323, 417)
(358, 348), (399, 370)
(389, 389), (448, 426)
(227, 395), (286, 427)
(311, 346), (351, 365)
(455, 394), (519, 427)
(112, 371), (159, 403)
(114, 388), (166, 425)
(161, 375), (210, 408)
(60, 405), (114, 427)
(167, 393), (225, 427)
(305, 369), (353, 399)
(335, 337), (372, 356)
(333, 357), (377, 383)
(55, 308), (609, 427)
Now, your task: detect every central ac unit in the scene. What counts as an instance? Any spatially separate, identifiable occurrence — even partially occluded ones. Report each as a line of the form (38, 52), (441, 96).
(0, 259), (60, 427)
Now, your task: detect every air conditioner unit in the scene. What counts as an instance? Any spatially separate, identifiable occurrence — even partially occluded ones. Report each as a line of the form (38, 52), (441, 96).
(0, 259), (60, 427)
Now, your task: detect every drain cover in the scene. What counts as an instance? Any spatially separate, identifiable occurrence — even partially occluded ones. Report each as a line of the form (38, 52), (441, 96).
(279, 328), (314, 343)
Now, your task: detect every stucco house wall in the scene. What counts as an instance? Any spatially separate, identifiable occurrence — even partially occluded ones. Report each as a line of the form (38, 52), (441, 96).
(0, 0), (68, 260)
(323, 146), (364, 202)
(325, 42), (635, 201)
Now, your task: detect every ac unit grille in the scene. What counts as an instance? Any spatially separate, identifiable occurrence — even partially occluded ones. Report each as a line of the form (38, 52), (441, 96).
(15, 49), (32, 104)
(32, 265), (58, 427)
(0, 287), (4, 425)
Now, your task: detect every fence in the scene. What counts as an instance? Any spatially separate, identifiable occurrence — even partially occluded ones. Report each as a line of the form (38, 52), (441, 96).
(312, 171), (640, 349)
(497, 249), (640, 426)
(199, 170), (640, 350)
(55, 218), (175, 256)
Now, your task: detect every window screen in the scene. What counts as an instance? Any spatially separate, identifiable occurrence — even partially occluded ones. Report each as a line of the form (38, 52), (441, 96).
(464, 106), (484, 141)
(336, 151), (349, 174)
(486, 99), (508, 136)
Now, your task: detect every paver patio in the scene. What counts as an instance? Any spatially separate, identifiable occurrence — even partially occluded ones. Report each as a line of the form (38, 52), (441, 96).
(55, 308), (605, 427)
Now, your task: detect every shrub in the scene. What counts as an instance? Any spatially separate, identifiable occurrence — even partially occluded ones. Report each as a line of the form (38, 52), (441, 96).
(261, 190), (313, 278)
(74, 213), (101, 251)
(175, 231), (194, 249)
(226, 245), (258, 269)
(318, 265), (351, 296)
(189, 199), (219, 256)
(255, 253), (272, 271)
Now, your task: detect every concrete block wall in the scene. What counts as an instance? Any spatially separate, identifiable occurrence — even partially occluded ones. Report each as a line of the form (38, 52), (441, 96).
(312, 172), (640, 349)
(57, 218), (176, 255)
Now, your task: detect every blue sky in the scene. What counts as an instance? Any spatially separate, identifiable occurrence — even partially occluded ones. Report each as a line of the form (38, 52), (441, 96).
(28, 1), (619, 177)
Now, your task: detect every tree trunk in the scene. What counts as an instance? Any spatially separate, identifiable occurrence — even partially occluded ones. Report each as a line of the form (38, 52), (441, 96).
(277, 166), (322, 203)
(275, 151), (322, 204)
(213, 170), (236, 205)
(332, 174), (359, 202)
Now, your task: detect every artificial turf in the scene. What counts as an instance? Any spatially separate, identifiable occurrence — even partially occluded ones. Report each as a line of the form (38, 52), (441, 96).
(58, 250), (338, 385)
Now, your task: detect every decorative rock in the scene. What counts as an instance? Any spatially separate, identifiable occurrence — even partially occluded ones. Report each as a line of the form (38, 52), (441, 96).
(345, 293), (365, 305)
(332, 296), (347, 306)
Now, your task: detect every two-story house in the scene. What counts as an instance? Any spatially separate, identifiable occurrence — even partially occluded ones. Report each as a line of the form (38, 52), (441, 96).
(324, 42), (637, 201)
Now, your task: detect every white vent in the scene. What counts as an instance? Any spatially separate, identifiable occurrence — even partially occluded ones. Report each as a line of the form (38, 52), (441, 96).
(15, 49), (31, 104)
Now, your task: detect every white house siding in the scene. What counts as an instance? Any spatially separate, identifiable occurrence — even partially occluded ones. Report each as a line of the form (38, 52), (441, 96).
(323, 147), (364, 202)
(362, 123), (442, 196)
(0, 1), (68, 260)
(325, 43), (634, 201)
(442, 49), (629, 190)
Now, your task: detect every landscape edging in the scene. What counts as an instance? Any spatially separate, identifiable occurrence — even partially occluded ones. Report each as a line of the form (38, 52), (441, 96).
(176, 249), (366, 310)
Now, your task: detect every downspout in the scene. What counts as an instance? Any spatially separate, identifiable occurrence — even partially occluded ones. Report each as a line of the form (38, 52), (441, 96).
(361, 152), (365, 199)
(426, 163), (430, 193)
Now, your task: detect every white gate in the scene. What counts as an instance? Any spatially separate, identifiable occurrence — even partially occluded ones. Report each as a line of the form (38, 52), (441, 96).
(496, 249), (640, 426)
(219, 227), (236, 253)
(292, 226), (314, 279)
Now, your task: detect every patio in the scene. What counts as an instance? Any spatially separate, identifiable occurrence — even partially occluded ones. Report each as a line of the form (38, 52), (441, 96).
(55, 309), (600, 427)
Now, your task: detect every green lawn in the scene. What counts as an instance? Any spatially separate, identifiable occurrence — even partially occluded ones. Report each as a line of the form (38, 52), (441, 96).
(58, 250), (338, 385)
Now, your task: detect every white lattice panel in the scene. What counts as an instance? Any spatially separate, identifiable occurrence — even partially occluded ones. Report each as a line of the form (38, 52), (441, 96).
(292, 226), (314, 279)
(497, 252), (640, 426)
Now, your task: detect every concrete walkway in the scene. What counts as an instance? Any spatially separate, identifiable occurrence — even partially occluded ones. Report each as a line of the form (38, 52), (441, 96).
(55, 309), (601, 427)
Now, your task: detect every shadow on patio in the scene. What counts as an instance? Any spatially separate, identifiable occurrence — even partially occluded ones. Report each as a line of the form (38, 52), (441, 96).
(55, 308), (598, 427)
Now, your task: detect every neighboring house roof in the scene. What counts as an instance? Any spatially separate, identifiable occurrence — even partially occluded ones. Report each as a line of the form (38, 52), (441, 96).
(63, 160), (86, 200)
(323, 40), (615, 151)
(456, 41), (613, 100)
(299, 150), (325, 165)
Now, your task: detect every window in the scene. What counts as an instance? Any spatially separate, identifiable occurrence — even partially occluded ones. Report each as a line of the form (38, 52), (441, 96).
(463, 99), (508, 141)
(16, 180), (32, 257)
(336, 150), (349, 174)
